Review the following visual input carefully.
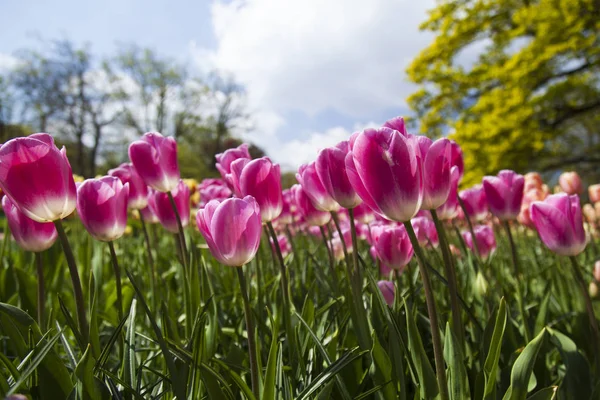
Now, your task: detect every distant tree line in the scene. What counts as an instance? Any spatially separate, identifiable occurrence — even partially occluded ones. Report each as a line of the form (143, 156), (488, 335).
(0, 39), (265, 179)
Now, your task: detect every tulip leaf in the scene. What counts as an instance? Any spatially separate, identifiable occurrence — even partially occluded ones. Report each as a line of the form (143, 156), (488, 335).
(444, 322), (471, 400)
(482, 297), (507, 400)
(503, 328), (547, 400)
(547, 328), (592, 400)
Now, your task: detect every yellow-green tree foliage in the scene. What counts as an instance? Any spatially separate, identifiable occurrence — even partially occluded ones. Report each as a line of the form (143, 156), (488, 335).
(407, 0), (600, 186)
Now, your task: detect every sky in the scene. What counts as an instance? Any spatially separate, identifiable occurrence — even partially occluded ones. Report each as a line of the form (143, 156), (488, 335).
(0, 0), (436, 171)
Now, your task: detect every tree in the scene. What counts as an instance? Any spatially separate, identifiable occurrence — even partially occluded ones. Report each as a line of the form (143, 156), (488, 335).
(407, 0), (600, 186)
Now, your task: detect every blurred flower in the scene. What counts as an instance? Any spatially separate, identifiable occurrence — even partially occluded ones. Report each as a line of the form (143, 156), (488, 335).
(411, 216), (439, 248)
(482, 170), (524, 221)
(138, 205), (159, 224)
(129, 132), (179, 193)
(148, 180), (190, 233)
(449, 244), (461, 258)
(197, 196), (262, 267)
(292, 184), (331, 227)
(475, 271), (488, 296)
(316, 140), (362, 209)
(77, 177), (129, 242)
(377, 280), (395, 306)
(353, 202), (376, 224)
(462, 225), (496, 260)
(518, 187), (548, 228)
(346, 127), (422, 222)
(108, 163), (149, 210)
(459, 185), (488, 221)
(215, 143), (251, 190)
(416, 136), (452, 210)
(0, 133), (76, 222)
(270, 234), (291, 258)
(2, 196), (57, 252)
(436, 166), (460, 220)
(589, 184), (600, 204)
(449, 140), (464, 181)
(371, 224), (414, 270)
(583, 204), (597, 223)
(198, 178), (232, 207)
(558, 171), (582, 195)
(530, 193), (586, 256)
(594, 260), (600, 282)
(590, 281), (599, 299)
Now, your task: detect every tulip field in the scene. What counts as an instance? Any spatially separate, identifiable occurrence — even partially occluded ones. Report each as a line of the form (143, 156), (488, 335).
(2, 118), (600, 400)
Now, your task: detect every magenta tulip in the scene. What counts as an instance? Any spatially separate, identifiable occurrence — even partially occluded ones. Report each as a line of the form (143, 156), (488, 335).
(449, 140), (464, 180)
(411, 216), (439, 248)
(148, 180), (190, 233)
(196, 196), (262, 267)
(417, 136), (452, 210)
(296, 162), (340, 212)
(77, 177), (129, 242)
(462, 225), (497, 260)
(377, 280), (395, 306)
(0, 133), (76, 222)
(215, 143), (252, 189)
(482, 170), (524, 221)
(346, 127), (423, 222)
(353, 202), (376, 224)
(231, 157), (282, 223)
(270, 234), (291, 258)
(2, 196), (57, 252)
(436, 166), (460, 220)
(382, 116), (408, 136)
(530, 193), (586, 256)
(276, 188), (295, 225)
(316, 141), (362, 209)
(129, 132), (179, 193)
(139, 205), (159, 224)
(108, 163), (149, 210)
(198, 178), (232, 207)
(371, 224), (414, 270)
(459, 185), (488, 221)
(291, 184), (331, 227)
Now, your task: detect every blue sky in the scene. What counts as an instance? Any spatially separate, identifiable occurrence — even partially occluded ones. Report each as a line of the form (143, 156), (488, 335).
(0, 0), (436, 170)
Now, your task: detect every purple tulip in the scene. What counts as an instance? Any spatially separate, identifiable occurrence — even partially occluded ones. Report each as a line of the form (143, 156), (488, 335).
(76, 177), (129, 242)
(346, 127), (423, 222)
(108, 163), (149, 210)
(382, 116), (408, 136)
(0, 133), (76, 222)
(196, 196), (262, 267)
(2, 196), (57, 252)
(483, 170), (524, 221)
(530, 193), (586, 256)
(377, 280), (395, 306)
(129, 132), (180, 193)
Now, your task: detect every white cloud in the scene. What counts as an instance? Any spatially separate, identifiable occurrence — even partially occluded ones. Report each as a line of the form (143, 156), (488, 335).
(198, 0), (436, 169)
(0, 53), (20, 71)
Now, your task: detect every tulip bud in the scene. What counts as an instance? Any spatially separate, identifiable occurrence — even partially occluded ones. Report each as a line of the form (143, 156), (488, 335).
(148, 180), (190, 233)
(377, 280), (395, 306)
(129, 132), (180, 193)
(197, 196), (262, 267)
(316, 141), (362, 209)
(346, 127), (423, 222)
(482, 170), (525, 221)
(108, 163), (149, 210)
(382, 116), (408, 136)
(558, 171), (582, 195)
(475, 271), (488, 296)
(530, 193), (586, 256)
(77, 177), (130, 242)
(2, 196), (57, 252)
(0, 133), (76, 222)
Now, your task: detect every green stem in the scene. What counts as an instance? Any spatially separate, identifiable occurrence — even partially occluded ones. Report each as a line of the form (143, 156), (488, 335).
(403, 221), (449, 400)
(139, 212), (157, 307)
(167, 191), (188, 269)
(458, 196), (482, 262)
(431, 210), (465, 346)
(320, 225), (339, 295)
(35, 252), (45, 329)
(503, 221), (531, 342)
(236, 266), (260, 398)
(570, 255), (600, 370)
(330, 212), (349, 263)
(54, 219), (89, 344)
(108, 241), (124, 323)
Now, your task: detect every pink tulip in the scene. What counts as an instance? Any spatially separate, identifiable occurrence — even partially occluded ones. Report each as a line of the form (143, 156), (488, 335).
(215, 144), (251, 189)
(270, 234), (291, 258)
(316, 141), (362, 209)
(108, 163), (149, 210)
(353, 202), (376, 224)
(139, 205), (159, 224)
(436, 166), (460, 220)
(558, 171), (582, 195)
(346, 127), (423, 222)
(371, 224), (414, 270)
(148, 180), (190, 233)
(0, 133), (76, 222)
(331, 225), (353, 260)
(411, 216), (439, 248)
(377, 280), (395, 306)
(530, 193), (586, 256)
(449, 140), (464, 180)
(417, 136), (452, 210)
(589, 184), (600, 204)
(482, 170), (524, 221)
(382, 116), (408, 136)
(2, 196), (57, 252)
(276, 188), (295, 225)
(292, 184), (331, 227)
(231, 157), (282, 223)
(462, 225), (496, 260)
(76, 177), (129, 242)
(296, 162), (340, 212)
(594, 260), (600, 282)
(129, 132), (180, 193)
(198, 178), (232, 207)
(459, 185), (488, 221)
(196, 196), (262, 267)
